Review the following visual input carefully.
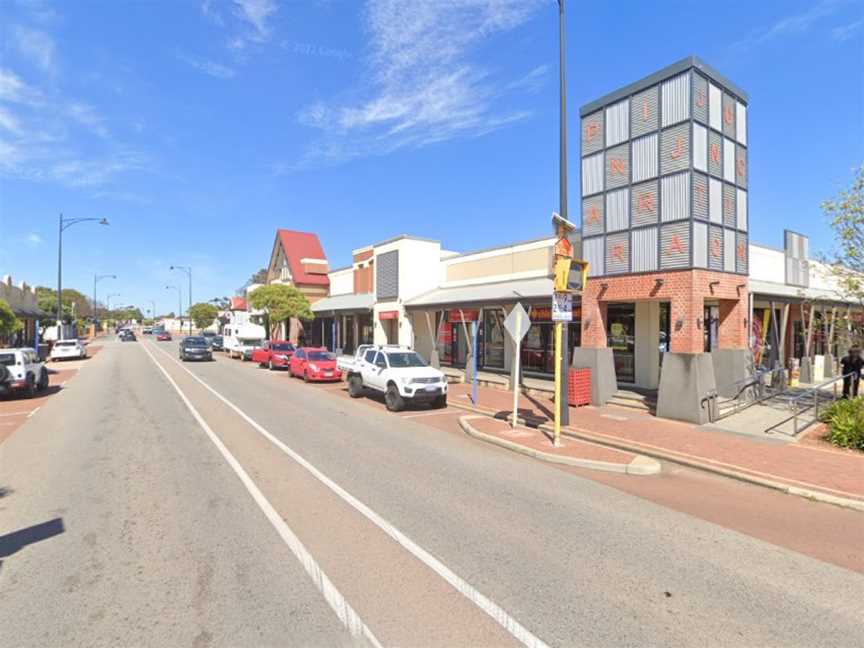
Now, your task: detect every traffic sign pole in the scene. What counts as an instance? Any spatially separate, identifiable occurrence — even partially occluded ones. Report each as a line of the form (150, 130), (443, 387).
(554, 320), (563, 446)
(511, 316), (522, 428)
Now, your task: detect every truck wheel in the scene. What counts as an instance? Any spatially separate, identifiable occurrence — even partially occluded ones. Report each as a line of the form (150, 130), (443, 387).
(433, 395), (447, 409)
(37, 369), (49, 392)
(385, 384), (405, 412)
(348, 375), (364, 398)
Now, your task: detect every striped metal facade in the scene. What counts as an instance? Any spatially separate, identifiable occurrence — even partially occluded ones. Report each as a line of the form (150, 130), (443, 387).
(693, 172), (708, 220)
(709, 225), (724, 271)
(660, 222), (690, 269)
(605, 188), (630, 232)
(709, 83), (722, 131)
(582, 152), (604, 196)
(709, 177), (722, 224)
(376, 250), (399, 300)
(583, 237), (605, 277)
(605, 232), (630, 274)
(605, 144), (630, 190)
(692, 72), (708, 124)
(605, 100), (630, 147)
(723, 229), (736, 272)
(661, 123), (690, 175)
(631, 180), (659, 226)
(784, 231), (810, 287)
(693, 123), (707, 172)
(582, 194), (604, 236)
(581, 111), (604, 156)
(722, 92), (737, 140)
(735, 144), (747, 188)
(630, 85), (659, 137)
(661, 73), (690, 127)
(632, 227), (658, 272)
(660, 171), (690, 222)
(708, 130), (723, 178)
(736, 233), (748, 274)
(631, 134), (658, 182)
(693, 221), (708, 268)
(723, 183), (737, 228)
(736, 188), (748, 231)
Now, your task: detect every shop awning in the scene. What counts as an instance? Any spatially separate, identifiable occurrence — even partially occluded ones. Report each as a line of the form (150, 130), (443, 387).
(404, 277), (557, 309)
(12, 305), (51, 318)
(311, 292), (374, 317)
(749, 280), (852, 305)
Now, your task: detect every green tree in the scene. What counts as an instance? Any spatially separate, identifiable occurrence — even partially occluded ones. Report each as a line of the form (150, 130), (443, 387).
(248, 284), (313, 339)
(188, 302), (219, 330)
(825, 165), (864, 302)
(35, 287), (93, 320)
(0, 298), (22, 339)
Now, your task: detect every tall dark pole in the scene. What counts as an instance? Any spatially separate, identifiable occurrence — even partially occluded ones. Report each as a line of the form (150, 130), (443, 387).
(558, 0), (570, 427)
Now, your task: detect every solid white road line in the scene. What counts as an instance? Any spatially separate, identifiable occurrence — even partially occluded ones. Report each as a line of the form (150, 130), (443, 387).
(140, 342), (382, 648)
(27, 407), (41, 418)
(0, 412), (33, 417)
(146, 340), (549, 648)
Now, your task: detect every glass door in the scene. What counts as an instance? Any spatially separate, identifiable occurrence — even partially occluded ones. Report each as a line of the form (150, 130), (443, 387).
(607, 303), (636, 384)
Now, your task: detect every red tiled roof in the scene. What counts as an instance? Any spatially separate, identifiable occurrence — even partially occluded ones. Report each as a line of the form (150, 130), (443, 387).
(230, 296), (247, 311)
(275, 229), (330, 287)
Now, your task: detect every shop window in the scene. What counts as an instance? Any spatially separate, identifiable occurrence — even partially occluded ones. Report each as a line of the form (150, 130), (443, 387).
(483, 309), (506, 369)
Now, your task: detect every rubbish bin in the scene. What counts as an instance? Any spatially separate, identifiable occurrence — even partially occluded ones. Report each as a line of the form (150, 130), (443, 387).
(569, 368), (591, 407)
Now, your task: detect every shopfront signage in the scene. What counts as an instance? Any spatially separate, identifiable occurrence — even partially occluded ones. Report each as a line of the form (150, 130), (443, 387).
(378, 310), (399, 320)
(551, 293), (573, 322)
(449, 309), (479, 323)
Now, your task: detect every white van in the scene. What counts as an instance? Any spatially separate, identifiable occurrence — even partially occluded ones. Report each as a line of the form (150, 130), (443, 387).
(223, 322), (266, 360)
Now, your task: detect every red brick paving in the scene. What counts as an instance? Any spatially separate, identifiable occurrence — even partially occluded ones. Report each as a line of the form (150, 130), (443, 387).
(0, 368), (77, 444)
(448, 382), (864, 501)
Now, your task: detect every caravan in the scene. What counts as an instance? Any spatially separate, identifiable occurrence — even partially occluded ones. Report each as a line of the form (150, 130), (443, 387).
(223, 321), (266, 360)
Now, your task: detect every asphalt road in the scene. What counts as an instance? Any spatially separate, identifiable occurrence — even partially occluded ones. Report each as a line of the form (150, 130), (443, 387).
(1, 337), (862, 647)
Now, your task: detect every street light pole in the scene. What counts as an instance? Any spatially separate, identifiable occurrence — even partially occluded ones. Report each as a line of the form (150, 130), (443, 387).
(93, 273), (116, 321)
(557, 0), (570, 431)
(106, 293), (120, 328)
(57, 214), (109, 340)
(166, 285), (182, 331)
(170, 265), (192, 335)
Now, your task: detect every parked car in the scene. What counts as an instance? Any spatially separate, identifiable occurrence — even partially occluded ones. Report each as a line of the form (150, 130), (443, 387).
(49, 339), (87, 361)
(155, 332), (171, 342)
(0, 348), (49, 399)
(179, 336), (213, 362)
(251, 340), (295, 370)
(336, 343), (407, 373)
(209, 335), (224, 351)
(119, 330), (137, 342)
(346, 347), (447, 412)
(142, 327), (153, 335)
(289, 347), (341, 382)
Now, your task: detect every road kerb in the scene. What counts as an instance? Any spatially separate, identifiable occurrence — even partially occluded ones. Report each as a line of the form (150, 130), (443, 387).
(458, 415), (660, 475)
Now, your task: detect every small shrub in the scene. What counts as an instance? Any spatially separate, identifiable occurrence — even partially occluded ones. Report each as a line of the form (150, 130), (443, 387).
(819, 398), (864, 450)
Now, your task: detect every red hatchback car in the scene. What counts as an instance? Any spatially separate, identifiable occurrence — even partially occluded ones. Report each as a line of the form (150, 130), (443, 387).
(156, 332), (172, 341)
(289, 347), (341, 382)
(251, 340), (295, 370)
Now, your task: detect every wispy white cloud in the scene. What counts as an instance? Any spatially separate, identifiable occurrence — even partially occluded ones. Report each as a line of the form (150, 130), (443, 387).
(10, 25), (57, 74)
(67, 101), (110, 138)
(294, 0), (545, 167)
(233, 0), (277, 40)
(27, 233), (43, 245)
(732, 0), (851, 50)
(201, 0), (279, 52)
(0, 68), (43, 104)
(832, 18), (863, 41)
(0, 107), (22, 134)
(177, 52), (237, 79)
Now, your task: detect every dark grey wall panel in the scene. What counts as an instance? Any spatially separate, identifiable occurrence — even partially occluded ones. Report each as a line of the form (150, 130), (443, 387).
(631, 85), (659, 137)
(606, 144), (630, 190)
(693, 172), (709, 220)
(735, 144), (747, 188)
(709, 225), (724, 271)
(376, 250), (399, 300)
(661, 123), (690, 175)
(582, 194), (604, 236)
(692, 72), (708, 124)
(581, 111), (604, 156)
(708, 130), (723, 178)
(736, 232), (748, 274)
(631, 180), (659, 226)
(660, 222), (690, 269)
(722, 92), (737, 140)
(723, 183), (737, 228)
(605, 232), (630, 274)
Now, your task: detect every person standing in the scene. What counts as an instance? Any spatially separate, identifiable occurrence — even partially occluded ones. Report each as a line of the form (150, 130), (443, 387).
(840, 346), (863, 398)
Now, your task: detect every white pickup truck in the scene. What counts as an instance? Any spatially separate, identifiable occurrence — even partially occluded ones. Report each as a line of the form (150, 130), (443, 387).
(345, 346), (447, 412)
(336, 344), (405, 374)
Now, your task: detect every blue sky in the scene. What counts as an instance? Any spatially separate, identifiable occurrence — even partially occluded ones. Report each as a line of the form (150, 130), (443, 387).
(0, 0), (862, 315)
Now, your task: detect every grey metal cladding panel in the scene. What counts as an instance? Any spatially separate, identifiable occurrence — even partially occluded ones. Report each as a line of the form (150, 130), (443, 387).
(736, 188), (748, 231)
(605, 100), (630, 147)
(736, 101), (747, 145)
(709, 177), (723, 223)
(376, 249), (399, 300)
(784, 231), (810, 287)
(661, 171), (690, 222)
(605, 144), (630, 190)
(632, 134), (658, 182)
(693, 123), (708, 172)
(723, 183), (737, 228)
(724, 229), (736, 272)
(722, 92), (737, 140)
(582, 195), (604, 236)
(735, 144), (748, 188)
(693, 221), (708, 268)
(581, 111), (604, 156)
(605, 232), (630, 274)
(631, 85), (659, 138)
(660, 123), (690, 175)
(660, 222), (690, 269)
(606, 188), (630, 232)
(632, 227), (658, 272)
(736, 232), (748, 274)
(723, 137), (736, 182)
(583, 236), (605, 277)
(692, 72), (708, 124)
(708, 130), (723, 178)
(582, 152), (604, 196)
(693, 172), (709, 220)
(631, 180), (659, 226)
(709, 225), (724, 271)
(661, 72), (690, 127)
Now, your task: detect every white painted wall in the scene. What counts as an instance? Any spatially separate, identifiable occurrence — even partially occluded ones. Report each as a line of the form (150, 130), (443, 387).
(328, 268), (353, 296)
(748, 244), (785, 284)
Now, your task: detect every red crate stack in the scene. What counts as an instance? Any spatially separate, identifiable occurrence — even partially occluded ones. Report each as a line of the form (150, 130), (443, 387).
(568, 368), (591, 407)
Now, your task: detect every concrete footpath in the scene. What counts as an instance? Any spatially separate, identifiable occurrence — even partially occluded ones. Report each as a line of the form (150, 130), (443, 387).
(447, 382), (864, 510)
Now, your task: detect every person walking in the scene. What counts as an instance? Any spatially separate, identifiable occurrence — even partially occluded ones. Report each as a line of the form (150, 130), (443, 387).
(840, 346), (863, 398)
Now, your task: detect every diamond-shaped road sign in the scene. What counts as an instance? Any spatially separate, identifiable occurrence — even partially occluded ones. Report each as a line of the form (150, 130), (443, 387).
(504, 302), (531, 342)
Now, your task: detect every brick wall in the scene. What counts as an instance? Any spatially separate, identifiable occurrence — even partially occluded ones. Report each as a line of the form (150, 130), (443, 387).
(581, 269), (748, 353)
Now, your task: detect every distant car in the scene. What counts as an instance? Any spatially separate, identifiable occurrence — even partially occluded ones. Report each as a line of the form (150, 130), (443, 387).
(179, 336), (213, 362)
(289, 347), (341, 382)
(251, 340), (295, 370)
(155, 332), (171, 342)
(0, 348), (49, 399)
(119, 330), (137, 342)
(142, 327), (153, 335)
(50, 339), (87, 361)
(202, 330), (216, 340)
(209, 335), (224, 351)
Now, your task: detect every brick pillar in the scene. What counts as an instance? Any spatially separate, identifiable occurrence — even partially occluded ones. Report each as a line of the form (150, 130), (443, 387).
(669, 274), (704, 353)
(581, 281), (607, 348)
(718, 295), (748, 349)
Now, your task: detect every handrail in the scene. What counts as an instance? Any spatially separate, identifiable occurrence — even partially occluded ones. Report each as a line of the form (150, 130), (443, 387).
(765, 371), (855, 437)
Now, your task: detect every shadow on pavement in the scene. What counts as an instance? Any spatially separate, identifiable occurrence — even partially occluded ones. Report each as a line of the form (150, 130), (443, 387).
(0, 517), (65, 573)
